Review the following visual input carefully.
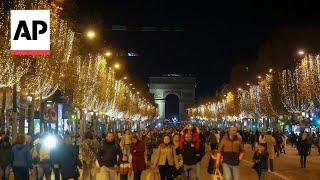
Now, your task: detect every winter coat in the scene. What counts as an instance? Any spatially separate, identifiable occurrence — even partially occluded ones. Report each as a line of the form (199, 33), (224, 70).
(259, 135), (266, 144)
(50, 141), (62, 166)
(181, 141), (198, 165)
(153, 144), (179, 167)
(120, 134), (132, 147)
(130, 140), (146, 171)
(0, 142), (11, 167)
(253, 151), (269, 170)
(10, 143), (32, 168)
(218, 134), (244, 166)
(58, 143), (80, 179)
(297, 137), (310, 156)
(264, 135), (276, 159)
(98, 140), (122, 167)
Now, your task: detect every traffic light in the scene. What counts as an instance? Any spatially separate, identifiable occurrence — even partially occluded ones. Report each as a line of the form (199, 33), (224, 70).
(279, 119), (288, 126)
(70, 112), (78, 121)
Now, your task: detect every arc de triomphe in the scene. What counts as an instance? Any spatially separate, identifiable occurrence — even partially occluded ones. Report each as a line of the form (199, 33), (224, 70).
(149, 75), (196, 120)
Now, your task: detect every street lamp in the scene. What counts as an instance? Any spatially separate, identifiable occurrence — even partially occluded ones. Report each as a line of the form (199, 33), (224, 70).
(105, 51), (112, 57)
(257, 75), (262, 79)
(114, 63), (121, 70)
(246, 82), (250, 86)
(123, 76), (127, 80)
(298, 50), (305, 56)
(86, 30), (96, 40)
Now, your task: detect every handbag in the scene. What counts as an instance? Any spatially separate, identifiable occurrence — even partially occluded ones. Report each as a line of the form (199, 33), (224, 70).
(212, 168), (223, 180)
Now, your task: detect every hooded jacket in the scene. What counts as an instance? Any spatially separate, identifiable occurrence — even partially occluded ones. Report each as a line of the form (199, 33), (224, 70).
(11, 143), (32, 168)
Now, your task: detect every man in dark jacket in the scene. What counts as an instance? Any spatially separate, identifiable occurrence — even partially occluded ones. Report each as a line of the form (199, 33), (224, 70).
(98, 132), (122, 180)
(216, 127), (245, 180)
(59, 135), (81, 180)
(181, 133), (198, 180)
(0, 136), (11, 180)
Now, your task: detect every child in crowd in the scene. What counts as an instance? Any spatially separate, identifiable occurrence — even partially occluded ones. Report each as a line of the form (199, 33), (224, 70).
(207, 148), (223, 175)
(117, 155), (132, 180)
(253, 144), (269, 180)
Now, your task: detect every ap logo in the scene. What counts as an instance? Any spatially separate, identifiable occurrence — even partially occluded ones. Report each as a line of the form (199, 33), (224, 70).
(11, 10), (50, 55)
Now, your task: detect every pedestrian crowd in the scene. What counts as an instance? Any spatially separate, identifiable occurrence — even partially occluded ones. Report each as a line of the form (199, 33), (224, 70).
(1, 125), (320, 180)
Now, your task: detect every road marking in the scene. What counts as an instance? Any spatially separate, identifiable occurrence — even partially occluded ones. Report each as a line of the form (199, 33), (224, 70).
(242, 159), (291, 180)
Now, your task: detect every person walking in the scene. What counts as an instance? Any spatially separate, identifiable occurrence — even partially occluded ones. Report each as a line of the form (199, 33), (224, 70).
(259, 132), (266, 147)
(209, 131), (218, 151)
(172, 133), (182, 179)
(31, 135), (52, 180)
(98, 132), (123, 180)
(250, 132), (256, 151)
(181, 133), (198, 180)
(152, 134), (180, 180)
(281, 133), (288, 154)
(216, 127), (245, 180)
(120, 130), (132, 156)
(264, 131), (276, 172)
(315, 133), (320, 155)
(0, 135), (11, 180)
(50, 134), (62, 180)
(145, 132), (155, 162)
(79, 132), (100, 180)
(274, 132), (282, 157)
(252, 144), (269, 180)
(130, 134), (146, 180)
(297, 131), (310, 168)
(10, 135), (32, 180)
(58, 135), (81, 180)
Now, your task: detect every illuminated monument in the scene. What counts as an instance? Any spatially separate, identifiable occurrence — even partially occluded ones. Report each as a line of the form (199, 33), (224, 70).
(149, 74), (196, 120)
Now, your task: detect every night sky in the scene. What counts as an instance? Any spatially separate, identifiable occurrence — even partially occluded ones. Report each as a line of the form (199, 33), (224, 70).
(74, 0), (320, 99)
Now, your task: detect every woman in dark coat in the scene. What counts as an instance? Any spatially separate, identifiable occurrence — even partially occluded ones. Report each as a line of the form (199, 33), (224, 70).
(0, 135), (11, 180)
(58, 135), (81, 180)
(130, 134), (146, 180)
(297, 132), (310, 168)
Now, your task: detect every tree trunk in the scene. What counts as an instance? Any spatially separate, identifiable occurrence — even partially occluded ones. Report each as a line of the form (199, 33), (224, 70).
(79, 110), (84, 138)
(28, 95), (35, 135)
(92, 112), (97, 133)
(18, 91), (24, 134)
(12, 84), (18, 140)
(0, 89), (6, 133)
(39, 93), (44, 133)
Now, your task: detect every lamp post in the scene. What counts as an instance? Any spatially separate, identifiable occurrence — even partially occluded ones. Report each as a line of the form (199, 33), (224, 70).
(114, 62), (121, 70)
(105, 51), (112, 57)
(86, 30), (96, 40)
